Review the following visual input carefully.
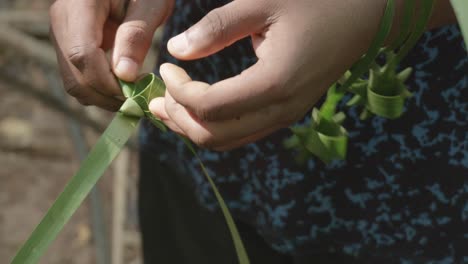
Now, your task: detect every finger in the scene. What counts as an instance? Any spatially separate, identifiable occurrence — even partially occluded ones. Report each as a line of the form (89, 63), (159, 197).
(149, 97), (186, 135)
(102, 0), (128, 50)
(63, 74), (123, 111)
(162, 86), (295, 149)
(101, 19), (119, 51)
(167, 0), (272, 60)
(109, 0), (129, 21)
(50, 0), (122, 98)
(70, 46), (122, 97)
(160, 62), (287, 122)
(56, 48), (123, 111)
(75, 89), (123, 111)
(113, 0), (173, 81)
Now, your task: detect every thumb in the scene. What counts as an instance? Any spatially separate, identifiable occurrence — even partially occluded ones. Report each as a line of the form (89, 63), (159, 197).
(168, 0), (270, 60)
(113, 0), (173, 81)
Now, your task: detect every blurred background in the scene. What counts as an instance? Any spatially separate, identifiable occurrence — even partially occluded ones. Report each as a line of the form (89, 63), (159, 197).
(0, 1), (161, 263)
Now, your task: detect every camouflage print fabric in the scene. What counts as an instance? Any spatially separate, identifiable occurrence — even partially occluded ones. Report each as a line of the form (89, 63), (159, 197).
(139, 0), (468, 262)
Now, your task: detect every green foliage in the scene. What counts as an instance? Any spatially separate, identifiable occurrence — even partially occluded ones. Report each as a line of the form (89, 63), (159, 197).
(13, 74), (250, 264)
(119, 74), (167, 131)
(285, 86), (348, 164)
(13, 0), (466, 262)
(285, 0), (440, 164)
(348, 55), (412, 120)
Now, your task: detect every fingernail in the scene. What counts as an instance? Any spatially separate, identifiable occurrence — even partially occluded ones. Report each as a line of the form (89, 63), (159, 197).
(149, 98), (159, 112)
(159, 64), (169, 80)
(115, 57), (138, 81)
(149, 98), (166, 119)
(168, 33), (188, 54)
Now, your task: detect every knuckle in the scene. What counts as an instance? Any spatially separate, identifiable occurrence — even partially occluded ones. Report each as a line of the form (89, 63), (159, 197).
(66, 44), (95, 71)
(194, 103), (218, 122)
(204, 8), (228, 41)
(120, 23), (151, 47)
(76, 96), (92, 106)
(63, 79), (84, 98)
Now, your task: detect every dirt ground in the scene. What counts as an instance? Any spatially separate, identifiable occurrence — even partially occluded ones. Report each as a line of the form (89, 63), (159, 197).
(0, 1), (145, 263)
(0, 53), (143, 264)
(0, 90), (95, 263)
(0, 59), (143, 264)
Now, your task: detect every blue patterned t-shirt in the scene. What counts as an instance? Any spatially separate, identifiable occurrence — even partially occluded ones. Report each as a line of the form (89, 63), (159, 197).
(140, 1), (468, 262)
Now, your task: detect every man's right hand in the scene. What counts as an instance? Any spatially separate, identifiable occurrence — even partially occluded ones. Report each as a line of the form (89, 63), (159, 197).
(49, 0), (173, 111)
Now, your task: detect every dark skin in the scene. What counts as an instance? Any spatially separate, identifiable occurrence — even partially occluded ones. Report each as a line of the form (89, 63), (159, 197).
(49, 0), (456, 149)
(49, 0), (174, 110)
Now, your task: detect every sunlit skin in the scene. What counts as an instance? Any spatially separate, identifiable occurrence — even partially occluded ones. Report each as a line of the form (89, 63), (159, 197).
(49, 0), (456, 150)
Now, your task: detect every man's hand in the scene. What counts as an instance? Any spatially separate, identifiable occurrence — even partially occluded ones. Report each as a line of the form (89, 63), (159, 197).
(150, 0), (457, 151)
(50, 0), (173, 111)
(149, 0), (391, 150)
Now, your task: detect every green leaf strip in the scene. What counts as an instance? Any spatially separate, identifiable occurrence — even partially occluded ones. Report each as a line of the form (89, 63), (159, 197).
(182, 139), (250, 264)
(338, 0), (396, 93)
(388, 0), (416, 50)
(12, 113), (139, 264)
(12, 73), (249, 264)
(367, 87), (406, 119)
(319, 84), (345, 120)
(394, 0), (436, 63)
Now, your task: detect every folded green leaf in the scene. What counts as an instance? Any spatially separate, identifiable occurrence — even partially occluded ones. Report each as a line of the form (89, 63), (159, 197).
(119, 74), (167, 131)
(12, 73), (249, 264)
(287, 108), (348, 164)
(367, 88), (407, 119)
(346, 54), (413, 120)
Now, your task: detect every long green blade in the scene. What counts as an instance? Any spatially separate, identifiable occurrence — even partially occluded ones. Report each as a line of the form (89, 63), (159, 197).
(394, 0), (436, 63)
(12, 73), (249, 264)
(452, 0), (468, 48)
(388, 0), (416, 50)
(183, 139), (250, 264)
(319, 85), (345, 120)
(11, 113), (139, 264)
(338, 0), (395, 93)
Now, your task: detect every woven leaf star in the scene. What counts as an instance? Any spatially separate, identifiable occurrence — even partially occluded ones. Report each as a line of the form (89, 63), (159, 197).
(285, 107), (348, 164)
(119, 74), (167, 131)
(346, 53), (413, 120)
